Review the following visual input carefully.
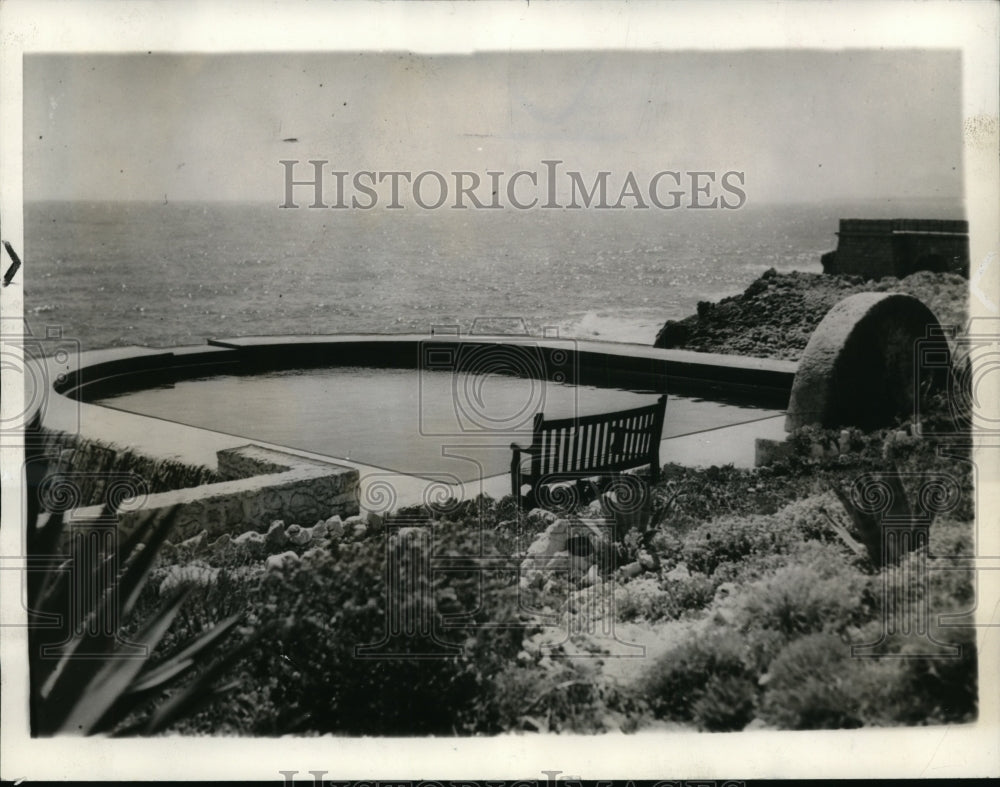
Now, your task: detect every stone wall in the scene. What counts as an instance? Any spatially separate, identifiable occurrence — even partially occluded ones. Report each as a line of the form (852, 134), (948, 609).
(821, 219), (969, 279)
(27, 429), (221, 511)
(30, 432), (360, 543)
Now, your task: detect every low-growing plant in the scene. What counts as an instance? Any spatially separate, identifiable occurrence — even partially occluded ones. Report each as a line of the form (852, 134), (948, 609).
(757, 633), (865, 730)
(719, 550), (874, 638)
(616, 574), (717, 623)
(494, 660), (647, 734)
(171, 518), (543, 735)
(690, 672), (757, 732)
(642, 626), (755, 725)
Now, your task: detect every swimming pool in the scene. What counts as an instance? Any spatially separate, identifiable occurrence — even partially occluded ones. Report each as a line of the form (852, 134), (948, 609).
(94, 365), (783, 482)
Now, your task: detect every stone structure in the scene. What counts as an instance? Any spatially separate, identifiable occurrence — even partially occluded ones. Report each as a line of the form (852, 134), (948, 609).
(821, 219), (969, 279)
(67, 444), (359, 541)
(784, 292), (948, 431)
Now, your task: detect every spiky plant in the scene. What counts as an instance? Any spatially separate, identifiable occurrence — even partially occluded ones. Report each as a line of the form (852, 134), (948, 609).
(26, 473), (247, 736)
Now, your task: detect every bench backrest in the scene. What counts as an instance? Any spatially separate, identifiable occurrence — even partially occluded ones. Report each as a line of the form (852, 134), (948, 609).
(529, 394), (667, 480)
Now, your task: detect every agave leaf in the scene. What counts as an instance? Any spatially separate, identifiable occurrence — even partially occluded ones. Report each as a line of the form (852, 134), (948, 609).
(832, 484), (883, 566)
(38, 526), (141, 705)
(28, 510), (68, 593)
(92, 615), (242, 733)
(57, 587), (191, 735)
(30, 511), (74, 615)
(38, 585), (191, 733)
(114, 505), (183, 624)
(129, 614), (242, 694)
(46, 505), (180, 686)
(35, 513), (124, 651)
(140, 634), (253, 735)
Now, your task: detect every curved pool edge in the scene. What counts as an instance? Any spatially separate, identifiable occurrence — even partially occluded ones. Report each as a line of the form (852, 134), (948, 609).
(54, 333), (798, 407)
(29, 334), (794, 527)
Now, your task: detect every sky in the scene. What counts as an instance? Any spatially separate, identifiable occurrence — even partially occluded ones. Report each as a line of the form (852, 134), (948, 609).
(24, 49), (963, 204)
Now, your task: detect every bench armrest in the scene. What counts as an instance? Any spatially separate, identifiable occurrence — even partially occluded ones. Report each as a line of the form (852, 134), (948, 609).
(509, 442), (539, 499)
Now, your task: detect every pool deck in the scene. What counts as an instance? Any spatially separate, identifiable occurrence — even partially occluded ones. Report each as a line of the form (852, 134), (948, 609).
(35, 336), (795, 514)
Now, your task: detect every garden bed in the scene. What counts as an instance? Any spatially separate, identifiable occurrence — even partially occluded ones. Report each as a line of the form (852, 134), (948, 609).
(107, 398), (975, 735)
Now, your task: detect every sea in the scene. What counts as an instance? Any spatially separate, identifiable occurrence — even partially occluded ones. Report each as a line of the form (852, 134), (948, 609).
(23, 198), (964, 351)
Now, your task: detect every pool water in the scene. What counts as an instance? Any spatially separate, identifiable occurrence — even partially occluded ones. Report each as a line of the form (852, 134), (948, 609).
(95, 367), (781, 481)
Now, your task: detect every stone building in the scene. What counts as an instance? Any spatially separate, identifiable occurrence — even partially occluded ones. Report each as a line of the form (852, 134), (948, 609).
(821, 218), (969, 279)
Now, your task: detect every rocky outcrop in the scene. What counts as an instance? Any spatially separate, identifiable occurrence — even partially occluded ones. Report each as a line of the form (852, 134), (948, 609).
(653, 269), (968, 361)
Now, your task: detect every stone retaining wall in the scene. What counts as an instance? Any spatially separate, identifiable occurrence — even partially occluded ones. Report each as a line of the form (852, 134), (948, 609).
(36, 436), (360, 543)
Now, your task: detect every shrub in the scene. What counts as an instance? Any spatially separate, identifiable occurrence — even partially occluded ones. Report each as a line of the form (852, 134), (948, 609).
(719, 551), (873, 638)
(171, 519), (539, 735)
(616, 573), (716, 623)
(494, 660), (647, 734)
(691, 672), (757, 732)
(758, 633), (865, 729)
(642, 626), (755, 725)
(673, 500), (842, 580)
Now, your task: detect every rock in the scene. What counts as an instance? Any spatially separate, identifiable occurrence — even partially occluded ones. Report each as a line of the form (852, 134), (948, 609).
(175, 530), (207, 559)
(212, 533), (231, 550)
(158, 563), (219, 595)
(351, 523), (368, 540)
(300, 546), (330, 565)
(323, 515), (344, 539)
(619, 560), (642, 579)
(265, 520), (286, 548)
(665, 563), (691, 581)
(159, 541), (178, 561)
(527, 518), (571, 557)
(714, 581), (738, 601)
(521, 517), (613, 589)
(266, 550), (301, 572)
(541, 578), (562, 595)
(526, 508), (558, 528)
(653, 319), (689, 349)
(285, 523), (311, 546)
(651, 269), (965, 364)
(233, 530), (265, 546)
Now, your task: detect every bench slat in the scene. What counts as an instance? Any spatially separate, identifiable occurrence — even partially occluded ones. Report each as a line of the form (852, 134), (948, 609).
(511, 394), (667, 503)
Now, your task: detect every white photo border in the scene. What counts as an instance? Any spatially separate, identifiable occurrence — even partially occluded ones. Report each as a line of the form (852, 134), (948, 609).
(1, 0), (997, 780)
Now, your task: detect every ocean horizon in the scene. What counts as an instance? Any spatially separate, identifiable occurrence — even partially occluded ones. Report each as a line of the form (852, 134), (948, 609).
(24, 197), (965, 351)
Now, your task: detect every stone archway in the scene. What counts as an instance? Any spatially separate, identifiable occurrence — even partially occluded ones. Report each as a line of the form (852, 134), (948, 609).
(785, 292), (948, 431)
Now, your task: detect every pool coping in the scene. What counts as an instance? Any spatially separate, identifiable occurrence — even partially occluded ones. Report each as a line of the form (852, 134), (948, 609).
(32, 334), (797, 518)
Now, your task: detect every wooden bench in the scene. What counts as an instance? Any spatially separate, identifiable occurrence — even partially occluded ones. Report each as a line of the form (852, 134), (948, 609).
(510, 394), (667, 506)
